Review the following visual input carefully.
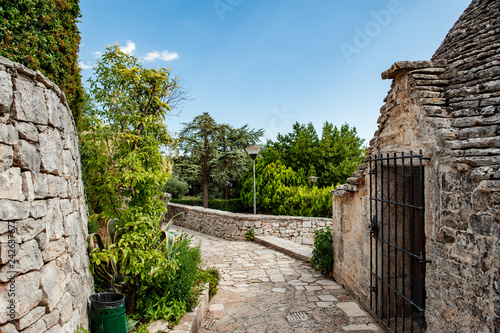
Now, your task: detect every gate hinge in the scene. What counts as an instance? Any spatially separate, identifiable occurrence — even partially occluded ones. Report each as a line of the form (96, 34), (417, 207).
(370, 286), (377, 293)
(369, 217), (378, 236)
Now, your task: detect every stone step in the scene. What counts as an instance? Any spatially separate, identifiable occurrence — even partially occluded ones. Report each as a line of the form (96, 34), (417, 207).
(254, 235), (313, 262)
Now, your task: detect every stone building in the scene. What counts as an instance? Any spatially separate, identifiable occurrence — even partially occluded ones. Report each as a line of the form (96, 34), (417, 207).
(332, 0), (499, 332)
(0, 56), (93, 332)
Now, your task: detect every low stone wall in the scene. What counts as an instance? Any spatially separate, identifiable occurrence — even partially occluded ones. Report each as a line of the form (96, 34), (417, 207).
(165, 203), (332, 245)
(0, 56), (93, 332)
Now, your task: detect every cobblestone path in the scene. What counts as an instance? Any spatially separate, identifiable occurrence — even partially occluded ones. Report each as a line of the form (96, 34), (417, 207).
(174, 227), (382, 333)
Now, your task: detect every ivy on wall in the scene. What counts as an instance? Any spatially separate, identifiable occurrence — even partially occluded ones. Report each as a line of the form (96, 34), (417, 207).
(0, 0), (83, 125)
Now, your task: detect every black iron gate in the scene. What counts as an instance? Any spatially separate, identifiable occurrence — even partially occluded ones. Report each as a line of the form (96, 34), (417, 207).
(368, 151), (429, 333)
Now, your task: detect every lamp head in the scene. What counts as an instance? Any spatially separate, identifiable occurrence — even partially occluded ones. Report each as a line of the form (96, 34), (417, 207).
(245, 146), (262, 160)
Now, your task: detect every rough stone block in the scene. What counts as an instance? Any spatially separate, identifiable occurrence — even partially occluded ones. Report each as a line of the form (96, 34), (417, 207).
(16, 270), (43, 319)
(40, 261), (65, 311)
(45, 89), (63, 129)
(20, 319), (46, 333)
(0, 240), (43, 280)
(0, 323), (17, 333)
(32, 173), (48, 199)
(0, 218), (44, 244)
(13, 140), (40, 173)
(0, 123), (18, 145)
(16, 306), (45, 331)
(45, 198), (63, 240)
(0, 199), (30, 220)
(0, 167), (24, 201)
(0, 69), (13, 113)
(63, 212), (79, 237)
(15, 121), (38, 143)
(56, 292), (73, 324)
(47, 174), (68, 198)
(30, 200), (47, 219)
(12, 78), (49, 125)
(0, 144), (13, 172)
(21, 171), (34, 202)
(39, 129), (62, 175)
(41, 238), (66, 262)
(41, 309), (60, 330)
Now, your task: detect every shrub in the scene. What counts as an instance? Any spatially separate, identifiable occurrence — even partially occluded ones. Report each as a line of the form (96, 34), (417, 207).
(311, 227), (334, 276)
(135, 234), (205, 325)
(0, 0), (84, 125)
(162, 177), (189, 199)
(245, 229), (255, 241)
(203, 267), (221, 298)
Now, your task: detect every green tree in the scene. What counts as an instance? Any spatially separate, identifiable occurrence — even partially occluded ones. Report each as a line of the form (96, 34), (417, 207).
(80, 44), (178, 313)
(261, 121), (364, 187)
(176, 113), (262, 207)
(0, 0), (84, 125)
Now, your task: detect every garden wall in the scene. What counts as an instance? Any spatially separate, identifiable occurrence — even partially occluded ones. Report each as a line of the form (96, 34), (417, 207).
(165, 203), (332, 245)
(0, 56), (93, 332)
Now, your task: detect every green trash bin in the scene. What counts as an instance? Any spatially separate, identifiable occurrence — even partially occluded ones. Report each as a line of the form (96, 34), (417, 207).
(89, 293), (127, 333)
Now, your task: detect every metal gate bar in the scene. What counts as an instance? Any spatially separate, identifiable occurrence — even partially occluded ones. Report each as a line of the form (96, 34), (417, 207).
(369, 151), (429, 333)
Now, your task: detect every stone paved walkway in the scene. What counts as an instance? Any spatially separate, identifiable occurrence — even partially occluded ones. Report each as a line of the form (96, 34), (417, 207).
(173, 226), (383, 333)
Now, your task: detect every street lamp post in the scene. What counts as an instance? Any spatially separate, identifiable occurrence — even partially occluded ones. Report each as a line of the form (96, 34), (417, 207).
(307, 176), (318, 187)
(245, 146), (262, 214)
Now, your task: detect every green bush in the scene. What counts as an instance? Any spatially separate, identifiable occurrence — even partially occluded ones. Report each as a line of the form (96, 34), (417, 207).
(135, 234), (204, 325)
(245, 229), (255, 241)
(171, 198), (246, 213)
(162, 177), (189, 199)
(203, 267), (221, 298)
(311, 227), (334, 276)
(0, 0), (84, 125)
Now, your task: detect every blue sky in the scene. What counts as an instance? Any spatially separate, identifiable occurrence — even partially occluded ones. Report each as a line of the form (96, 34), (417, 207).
(78, 0), (472, 144)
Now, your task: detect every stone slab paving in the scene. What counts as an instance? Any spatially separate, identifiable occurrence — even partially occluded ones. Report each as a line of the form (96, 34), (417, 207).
(173, 226), (383, 333)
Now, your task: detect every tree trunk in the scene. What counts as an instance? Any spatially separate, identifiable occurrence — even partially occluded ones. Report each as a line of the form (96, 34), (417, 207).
(223, 184), (228, 200)
(203, 130), (209, 208)
(126, 282), (137, 315)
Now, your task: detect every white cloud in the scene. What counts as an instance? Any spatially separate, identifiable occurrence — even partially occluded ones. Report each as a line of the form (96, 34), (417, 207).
(119, 40), (136, 55)
(91, 51), (102, 58)
(144, 50), (179, 62)
(78, 61), (93, 70)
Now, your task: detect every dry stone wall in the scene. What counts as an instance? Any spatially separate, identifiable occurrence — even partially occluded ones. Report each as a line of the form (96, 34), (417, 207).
(165, 203), (332, 245)
(331, 0), (500, 331)
(0, 56), (93, 332)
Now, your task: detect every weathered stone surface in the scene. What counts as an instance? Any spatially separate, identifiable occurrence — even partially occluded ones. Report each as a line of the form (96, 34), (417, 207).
(40, 261), (65, 311)
(39, 129), (62, 175)
(45, 198), (63, 240)
(0, 240), (43, 280)
(12, 78), (48, 125)
(0, 168), (24, 201)
(41, 309), (59, 330)
(0, 144), (13, 172)
(41, 237), (66, 262)
(21, 319), (46, 333)
(0, 199), (30, 220)
(0, 123), (18, 145)
(32, 173), (48, 199)
(30, 200), (47, 219)
(0, 70), (13, 113)
(0, 60), (91, 329)
(15, 121), (38, 143)
(0, 218), (44, 244)
(16, 306), (45, 331)
(47, 174), (68, 198)
(13, 140), (40, 172)
(21, 171), (34, 202)
(16, 271), (43, 318)
(56, 292), (73, 324)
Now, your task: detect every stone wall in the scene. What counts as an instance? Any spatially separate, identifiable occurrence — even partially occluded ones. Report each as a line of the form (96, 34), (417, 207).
(165, 203), (332, 245)
(0, 56), (93, 332)
(331, 0), (500, 332)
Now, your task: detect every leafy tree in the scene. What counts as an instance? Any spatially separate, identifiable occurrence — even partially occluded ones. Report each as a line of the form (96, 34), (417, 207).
(80, 44), (177, 313)
(261, 121), (364, 187)
(0, 0), (84, 125)
(176, 112), (263, 207)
